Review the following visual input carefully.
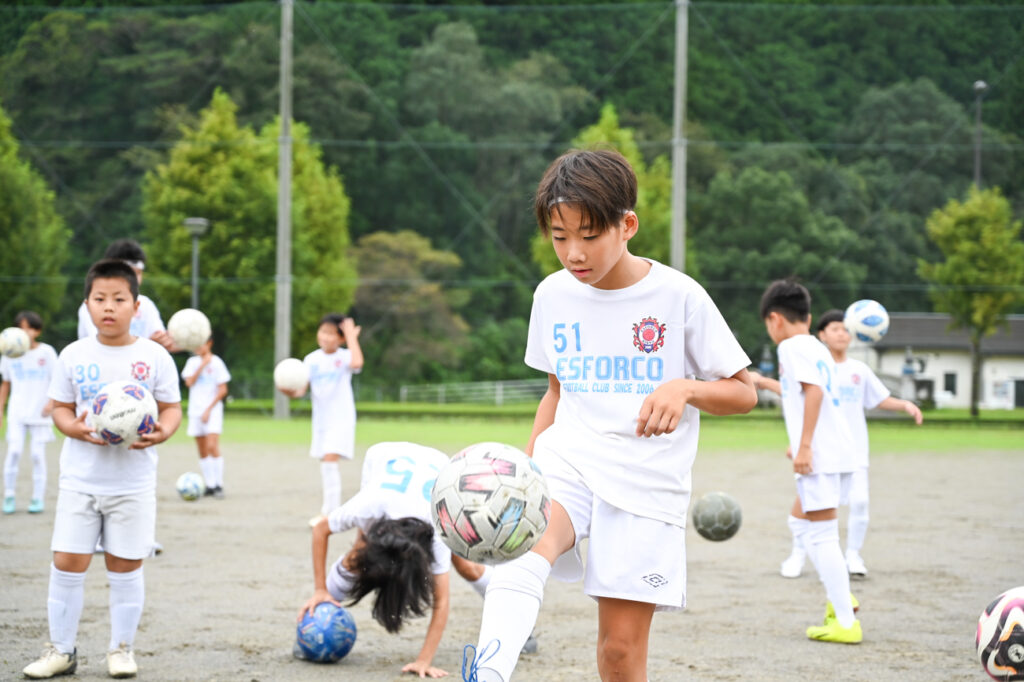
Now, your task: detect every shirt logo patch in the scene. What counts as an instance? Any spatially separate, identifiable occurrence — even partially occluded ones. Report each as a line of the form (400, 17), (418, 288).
(642, 573), (668, 588)
(851, 373), (861, 384)
(632, 317), (666, 354)
(130, 361), (151, 383)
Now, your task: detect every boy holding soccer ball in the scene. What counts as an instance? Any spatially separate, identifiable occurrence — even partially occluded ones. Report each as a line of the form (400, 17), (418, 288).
(464, 149), (757, 681)
(22, 259), (181, 679)
(181, 335), (231, 498)
(759, 280), (862, 644)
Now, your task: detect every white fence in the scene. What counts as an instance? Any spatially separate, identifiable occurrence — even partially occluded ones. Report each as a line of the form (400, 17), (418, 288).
(398, 379), (548, 405)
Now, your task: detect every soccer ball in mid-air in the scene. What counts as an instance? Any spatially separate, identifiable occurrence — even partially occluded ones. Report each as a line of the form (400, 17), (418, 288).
(295, 602), (357, 663)
(692, 492), (742, 541)
(431, 442), (550, 564)
(0, 327), (30, 358)
(274, 358), (309, 392)
(176, 472), (205, 501)
(91, 381), (158, 446)
(977, 586), (1024, 681)
(844, 299), (890, 343)
(167, 308), (212, 352)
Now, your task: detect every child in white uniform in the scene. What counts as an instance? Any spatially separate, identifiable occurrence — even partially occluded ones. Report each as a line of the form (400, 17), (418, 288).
(465, 149), (757, 681)
(23, 259), (181, 680)
(181, 336), (231, 498)
(1, 311), (57, 514)
(279, 313), (363, 525)
(760, 280), (862, 644)
(300, 442), (492, 678)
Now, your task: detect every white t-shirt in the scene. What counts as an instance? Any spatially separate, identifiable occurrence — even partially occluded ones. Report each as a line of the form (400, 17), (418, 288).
(77, 295), (166, 340)
(835, 358), (890, 470)
(303, 348), (358, 432)
(48, 336), (181, 495)
(1, 343), (58, 426)
(327, 442), (451, 575)
(182, 354), (231, 419)
(777, 334), (856, 474)
(524, 260), (750, 527)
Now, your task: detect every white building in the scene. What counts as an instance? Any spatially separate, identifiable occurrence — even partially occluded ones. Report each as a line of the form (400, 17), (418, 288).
(849, 313), (1024, 410)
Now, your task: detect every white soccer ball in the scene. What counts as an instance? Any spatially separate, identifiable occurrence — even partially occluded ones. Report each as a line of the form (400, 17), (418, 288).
(167, 308), (212, 352)
(691, 491), (742, 542)
(90, 380), (158, 446)
(844, 299), (890, 343)
(0, 327), (30, 358)
(273, 358), (309, 392)
(977, 586), (1024, 681)
(430, 442), (550, 565)
(176, 472), (205, 502)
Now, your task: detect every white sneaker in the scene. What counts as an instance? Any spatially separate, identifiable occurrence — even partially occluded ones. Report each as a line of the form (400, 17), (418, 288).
(846, 551), (868, 578)
(780, 550), (806, 578)
(107, 642), (138, 678)
(23, 644), (77, 679)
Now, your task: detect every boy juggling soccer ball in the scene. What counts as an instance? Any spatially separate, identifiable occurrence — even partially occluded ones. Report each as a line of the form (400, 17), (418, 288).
(759, 280), (862, 644)
(756, 309), (923, 579)
(181, 335), (231, 498)
(463, 149), (757, 681)
(23, 260), (181, 679)
(1, 311), (57, 515)
(278, 313), (363, 527)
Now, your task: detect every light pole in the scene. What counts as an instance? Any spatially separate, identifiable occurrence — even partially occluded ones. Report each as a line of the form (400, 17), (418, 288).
(184, 217), (209, 309)
(973, 80), (988, 187)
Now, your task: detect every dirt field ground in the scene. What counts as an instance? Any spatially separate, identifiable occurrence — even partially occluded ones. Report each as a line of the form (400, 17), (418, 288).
(1, 436), (1021, 681)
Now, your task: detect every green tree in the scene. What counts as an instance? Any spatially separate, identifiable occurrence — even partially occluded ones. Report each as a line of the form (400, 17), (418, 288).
(0, 100), (70, 327)
(142, 89), (356, 393)
(918, 186), (1024, 417)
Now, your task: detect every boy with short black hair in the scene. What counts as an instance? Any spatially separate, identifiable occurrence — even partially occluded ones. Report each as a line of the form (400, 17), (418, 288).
(464, 149), (757, 681)
(760, 280), (862, 644)
(23, 259), (181, 679)
(1, 311), (57, 514)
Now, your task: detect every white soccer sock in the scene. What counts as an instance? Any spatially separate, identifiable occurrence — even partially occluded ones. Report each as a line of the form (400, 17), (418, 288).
(469, 565), (494, 598)
(4, 445), (22, 496)
(199, 457), (215, 489)
(213, 456), (224, 488)
(108, 567), (145, 650)
(846, 499), (869, 555)
(475, 551), (550, 682)
(320, 461), (341, 515)
(804, 519), (855, 627)
(787, 514), (809, 557)
(48, 564), (86, 655)
(30, 438), (47, 500)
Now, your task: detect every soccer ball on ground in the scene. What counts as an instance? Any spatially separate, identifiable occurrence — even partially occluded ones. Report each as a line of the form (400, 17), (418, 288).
(91, 381), (158, 446)
(274, 358), (309, 392)
(176, 472), (205, 501)
(0, 327), (31, 358)
(167, 308), (212, 352)
(844, 299), (890, 343)
(431, 442), (550, 565)
(977, 586), (1024, 681)
(295, 602), (357, 663)
(692, 492), (742, 542)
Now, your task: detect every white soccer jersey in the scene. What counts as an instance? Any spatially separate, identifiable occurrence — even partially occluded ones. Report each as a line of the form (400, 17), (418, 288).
(182, 354), (231, 419)
(327, 442), (452, 575)
(524, 260), (750, 527)
(77, 295), (166, 340)
(777, 335), (856, 474)
(303, 347), (358, 433)
(1, 343), (58, 426)
(48, 336), (181, 496)
(835, 358), (890, 470)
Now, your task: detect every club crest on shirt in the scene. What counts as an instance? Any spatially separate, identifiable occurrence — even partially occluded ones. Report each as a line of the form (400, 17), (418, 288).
(632, 317), (666, 353)
(851, 373), (861, 384)
(130, 361), (151, 383)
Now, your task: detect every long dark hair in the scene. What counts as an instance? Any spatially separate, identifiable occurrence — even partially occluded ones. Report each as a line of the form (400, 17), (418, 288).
(347, 517), (435, 633)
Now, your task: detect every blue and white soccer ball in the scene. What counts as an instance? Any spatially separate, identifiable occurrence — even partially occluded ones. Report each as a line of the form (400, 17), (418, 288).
(176, 472), (205, 502)
(295, 602), (357, 663)
(0, 326), (30, 358)
(977, 586), (1024, 681)
(844, 299), (890, 343)
(91, 381), (158, 446)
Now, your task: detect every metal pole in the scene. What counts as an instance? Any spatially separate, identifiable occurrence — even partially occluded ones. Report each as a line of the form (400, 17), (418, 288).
(973, 80), (987, 188)
(274, 0), (294, 419)
(669, 0), (688, 273)
(191, 233), (199, 309)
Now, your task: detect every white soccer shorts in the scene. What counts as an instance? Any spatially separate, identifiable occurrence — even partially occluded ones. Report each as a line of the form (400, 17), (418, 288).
(51, 489), (156, 560)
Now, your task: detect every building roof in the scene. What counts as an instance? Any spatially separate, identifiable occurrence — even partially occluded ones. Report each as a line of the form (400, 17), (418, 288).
(872, 313), (1024, 356)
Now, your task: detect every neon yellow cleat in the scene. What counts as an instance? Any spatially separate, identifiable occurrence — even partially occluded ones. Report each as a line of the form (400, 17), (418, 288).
(824, 593), (860, 622)
(806, 618), (862, 644)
